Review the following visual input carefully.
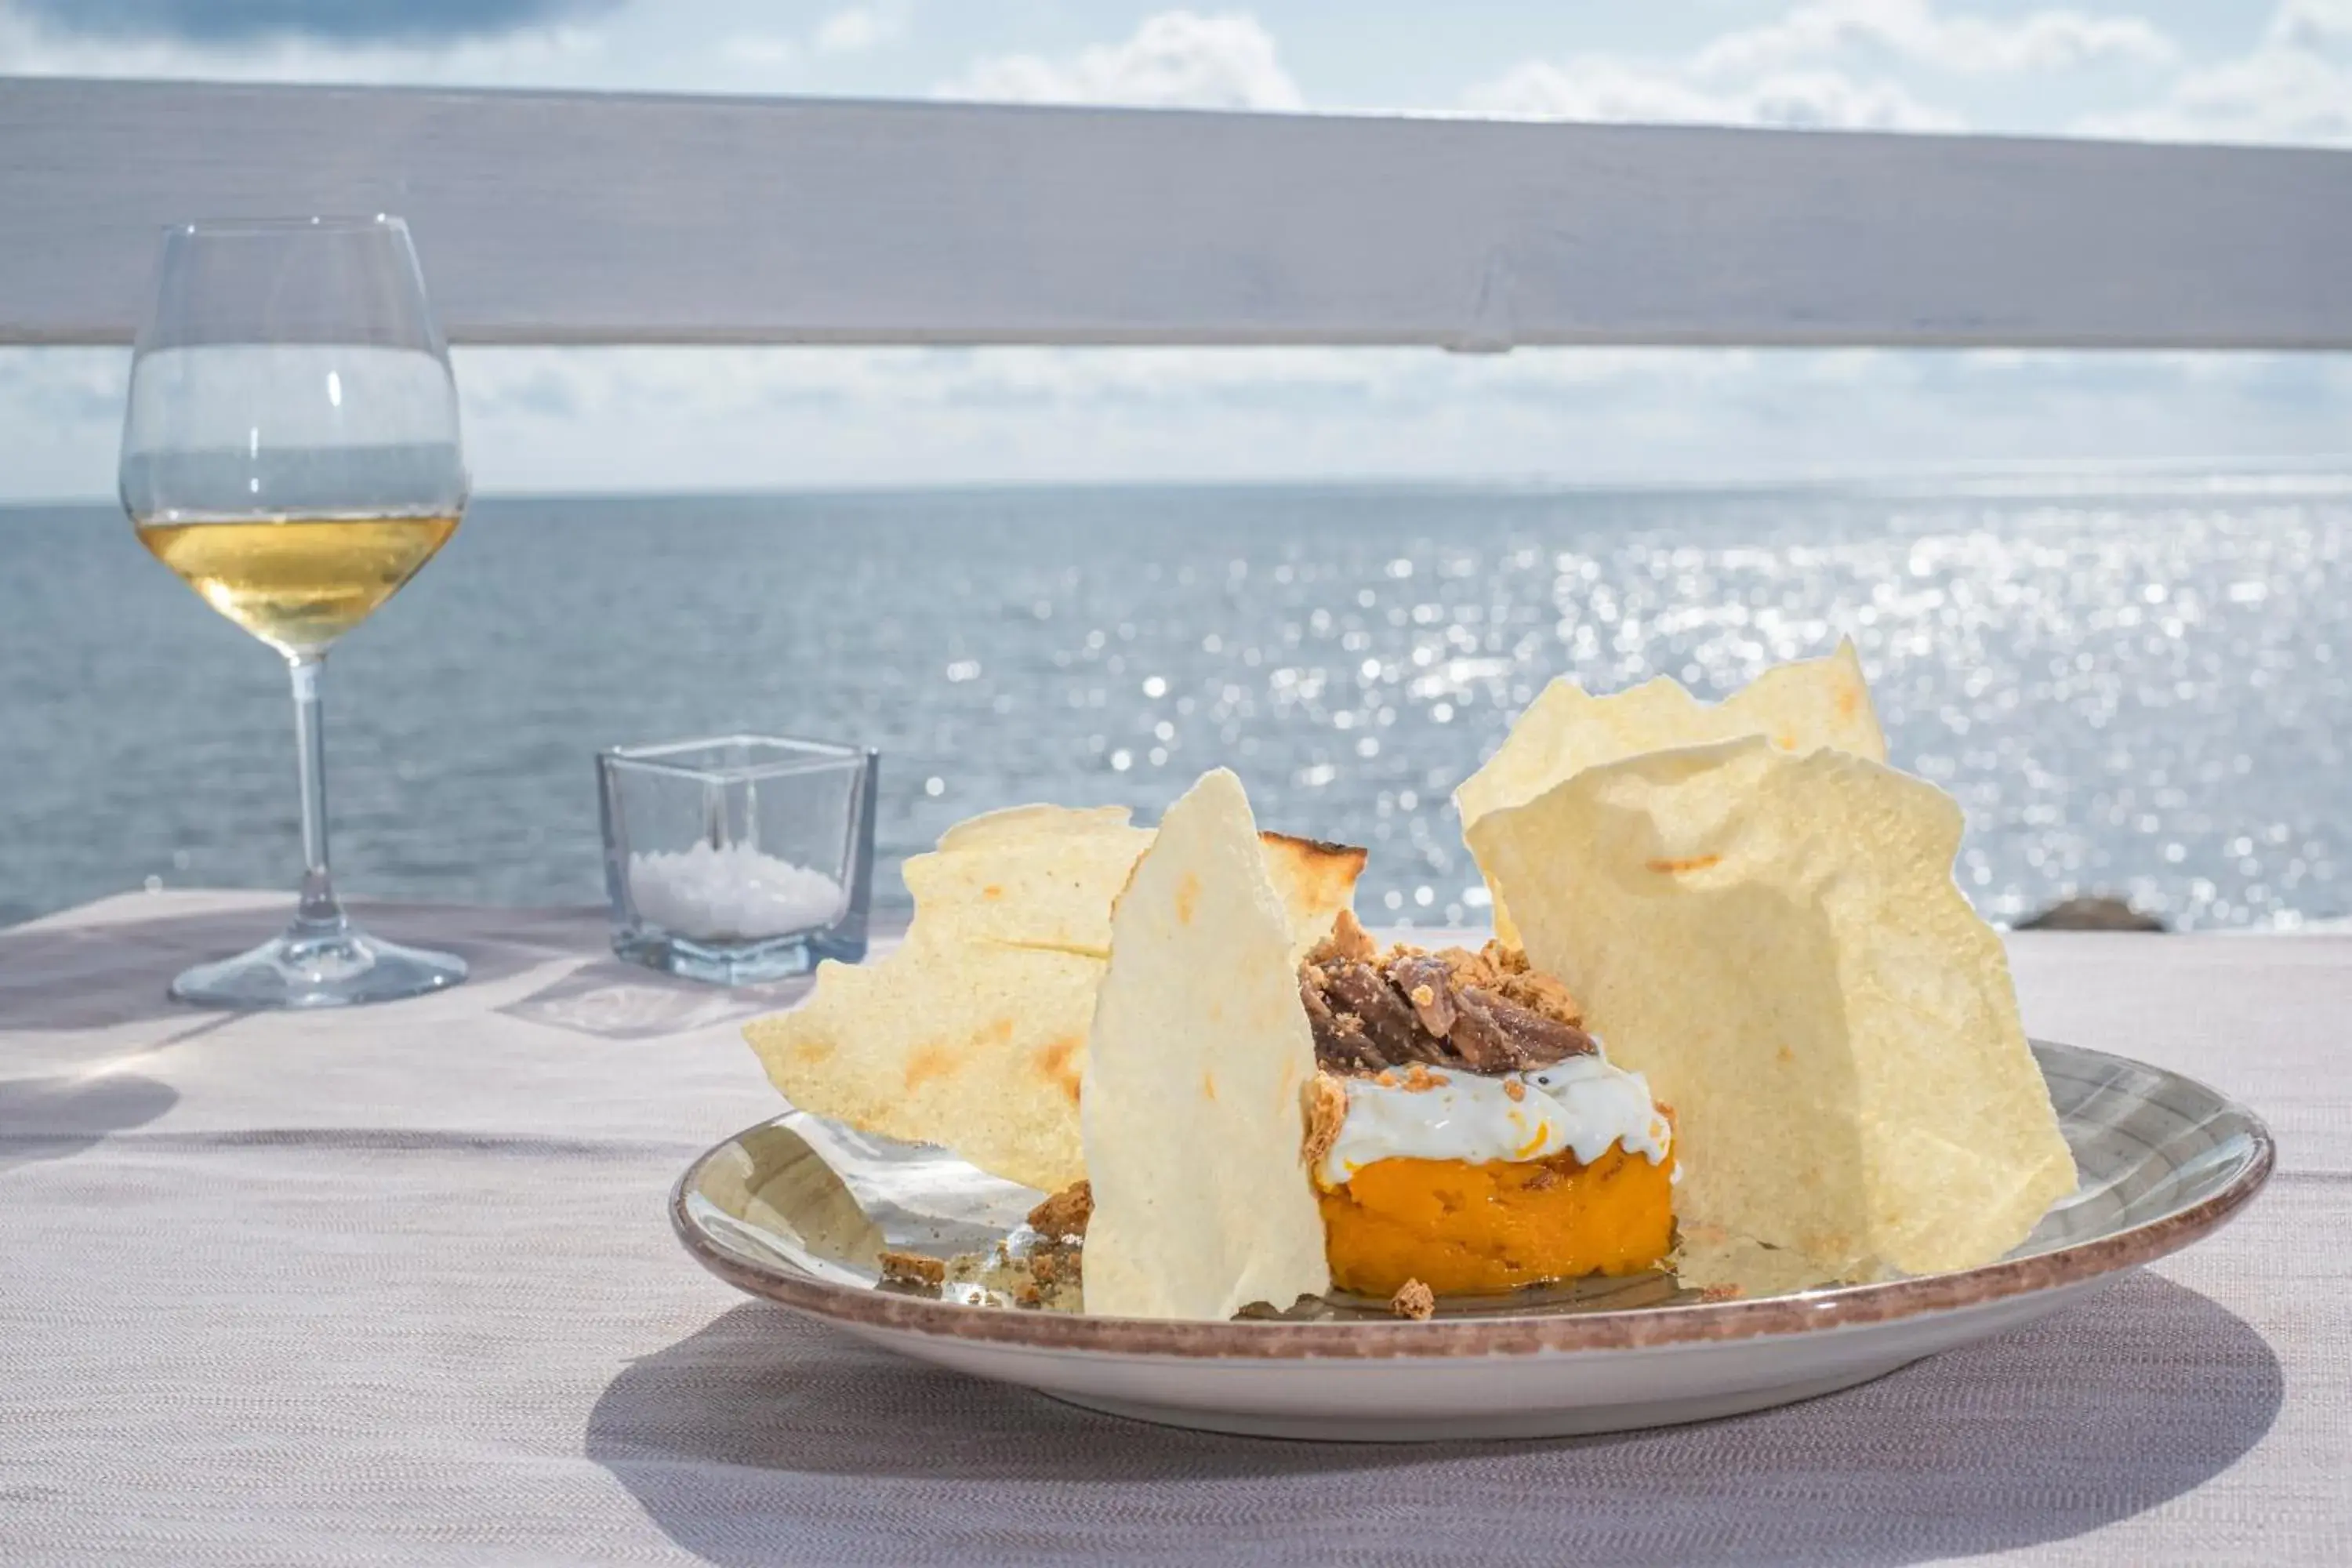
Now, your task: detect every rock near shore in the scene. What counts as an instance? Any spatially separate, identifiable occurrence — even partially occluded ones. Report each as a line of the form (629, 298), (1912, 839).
(2014, 895), (2168, 933)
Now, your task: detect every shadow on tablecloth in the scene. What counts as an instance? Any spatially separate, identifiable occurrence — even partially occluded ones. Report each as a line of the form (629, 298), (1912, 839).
(0, 1071), (177, 1174)
(0, 900), (597, 1031)
(499, 957), (813, 1040)
(584, 1271), (2280, 1566)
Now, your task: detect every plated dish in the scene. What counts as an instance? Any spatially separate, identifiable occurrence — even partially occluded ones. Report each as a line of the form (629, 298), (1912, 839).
(674, 644), (2271, 1436)
(672, 1040), (2270, 1439)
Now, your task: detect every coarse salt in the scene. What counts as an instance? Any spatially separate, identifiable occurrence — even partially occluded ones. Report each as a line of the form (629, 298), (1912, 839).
(627, 843), (846, 941)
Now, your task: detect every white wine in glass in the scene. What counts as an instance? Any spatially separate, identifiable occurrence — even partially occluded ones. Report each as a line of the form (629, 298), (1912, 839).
(120, 216), (470, 1008)
(137, 513), (462, 655)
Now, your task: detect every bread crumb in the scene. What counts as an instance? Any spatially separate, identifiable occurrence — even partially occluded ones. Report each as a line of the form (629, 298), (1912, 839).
(1502, 1077), (1526, 1102)
(1391, 1279), (1436, 1321)
(1025, 1181), (1093, 1242)
(941, 1239), (1084, 1314)
(878, 1250), (946, 1289)
(1301, 1072), (1348, 1170)
(1029, 1247), (1081, 1287)
(1436, 944), (1504, 991)
(1494, 964), (1583, 1028)
(1315, 908), (1379, 964)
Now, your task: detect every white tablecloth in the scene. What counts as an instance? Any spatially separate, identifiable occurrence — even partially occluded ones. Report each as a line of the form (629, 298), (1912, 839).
(2, 889), (2345, 1566)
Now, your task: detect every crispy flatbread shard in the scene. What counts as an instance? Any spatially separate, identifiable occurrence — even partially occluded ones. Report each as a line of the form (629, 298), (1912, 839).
(902, 808), (1152, 954)
(1078, 768), (1331, 1320)
(743, 804), (1362, 1193)
(1259, 833), (1370, 965)
(1457, 640), (1884, 945)
(1467, 738), (2075, 1280)
(744, 938), (1101, 1192)
(936, 803), (1135, 854)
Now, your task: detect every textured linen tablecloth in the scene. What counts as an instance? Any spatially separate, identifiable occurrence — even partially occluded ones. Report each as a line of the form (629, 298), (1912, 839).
(1, 889), (2344, 1566)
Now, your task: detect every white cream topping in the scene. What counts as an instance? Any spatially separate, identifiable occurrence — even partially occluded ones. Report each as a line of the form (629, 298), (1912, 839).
(1318, 1049), (1672, 1187)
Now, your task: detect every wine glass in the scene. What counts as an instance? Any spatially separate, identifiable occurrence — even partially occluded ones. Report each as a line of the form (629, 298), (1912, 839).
(120, 216), (469, 1008)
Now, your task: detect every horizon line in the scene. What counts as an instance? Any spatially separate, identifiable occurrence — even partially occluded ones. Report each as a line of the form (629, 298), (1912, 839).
(8, 452), (2352, 512)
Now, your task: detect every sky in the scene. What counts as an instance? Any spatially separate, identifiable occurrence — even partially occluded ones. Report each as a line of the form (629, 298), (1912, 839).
(3, 0), (2349, 499)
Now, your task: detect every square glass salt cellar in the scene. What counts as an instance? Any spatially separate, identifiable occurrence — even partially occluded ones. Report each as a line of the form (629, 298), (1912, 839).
(597, 735), (878, 984)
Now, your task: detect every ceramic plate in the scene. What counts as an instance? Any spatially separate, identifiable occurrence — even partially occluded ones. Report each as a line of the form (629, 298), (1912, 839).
(673, 1039), (2270, 1440)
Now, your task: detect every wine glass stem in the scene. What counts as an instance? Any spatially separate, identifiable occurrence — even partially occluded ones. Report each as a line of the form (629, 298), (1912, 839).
(287, 653), (347, 936)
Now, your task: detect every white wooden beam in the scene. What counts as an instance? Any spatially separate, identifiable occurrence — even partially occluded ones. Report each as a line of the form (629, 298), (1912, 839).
(2, 78), (2348, 350)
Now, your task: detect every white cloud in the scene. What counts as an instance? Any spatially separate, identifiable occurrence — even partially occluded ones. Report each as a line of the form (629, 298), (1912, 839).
(723, 34), (797, 68)
(720, 5), (903, 79)
(357, 347), (2352, 492)
(1465, 58), (1957, 132)
(1462, 0), (2201, 136)
(938, 10), (1302, 111)
(814, 5), (903, 56)
(0, 349), (127, 501)
(2079, 1), (2352, 145)
(6, 343), (2349, 501)
(2268, 0), (2352, 53)
(1693, 0), (2177, 79)
(1457, 2), (2099, 132)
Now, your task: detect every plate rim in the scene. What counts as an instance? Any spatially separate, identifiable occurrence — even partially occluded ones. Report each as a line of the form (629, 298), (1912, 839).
(670, 1036), (2274, 1360)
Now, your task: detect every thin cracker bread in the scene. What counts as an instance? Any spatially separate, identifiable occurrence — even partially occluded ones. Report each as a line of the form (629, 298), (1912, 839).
(1078, 768), (1331, 1319)
(744, 804), (1363, 1192)
(1467, 737), (2075, 1280)
(1458, 639), (1884, 944)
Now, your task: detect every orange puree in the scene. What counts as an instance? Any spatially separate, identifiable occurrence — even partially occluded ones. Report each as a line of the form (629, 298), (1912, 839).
(1318, 1145), (1675, 1297)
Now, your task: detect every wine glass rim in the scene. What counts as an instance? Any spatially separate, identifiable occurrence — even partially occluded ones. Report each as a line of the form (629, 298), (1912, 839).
(168, 214), (408, 238)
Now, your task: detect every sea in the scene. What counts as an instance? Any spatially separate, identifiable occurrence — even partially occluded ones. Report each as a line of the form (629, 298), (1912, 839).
(2, 476), (2346, 932)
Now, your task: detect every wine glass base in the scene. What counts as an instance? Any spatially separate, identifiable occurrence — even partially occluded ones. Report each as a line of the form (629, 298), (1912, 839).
(169, 924), (468, 1010)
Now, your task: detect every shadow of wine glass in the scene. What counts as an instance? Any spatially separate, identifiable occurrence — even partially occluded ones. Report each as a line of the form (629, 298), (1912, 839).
(0, 1070), (179, 1174)
(496, 958), (814, 1041)
(585, 1270), (2280, 1567)
(0, 899), (600, 1032)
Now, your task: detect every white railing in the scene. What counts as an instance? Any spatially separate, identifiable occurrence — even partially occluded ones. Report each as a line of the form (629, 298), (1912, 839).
(1, 77), (2347, 350)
